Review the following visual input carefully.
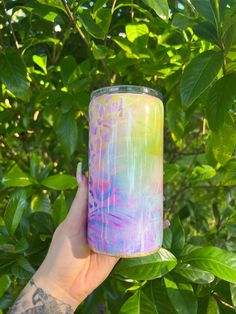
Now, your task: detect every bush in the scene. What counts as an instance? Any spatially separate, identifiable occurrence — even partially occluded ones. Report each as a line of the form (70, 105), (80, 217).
(0, 0), (236, 313)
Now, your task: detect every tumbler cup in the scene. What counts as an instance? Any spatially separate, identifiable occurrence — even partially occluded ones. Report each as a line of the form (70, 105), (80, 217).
(87, 85), (163, 257)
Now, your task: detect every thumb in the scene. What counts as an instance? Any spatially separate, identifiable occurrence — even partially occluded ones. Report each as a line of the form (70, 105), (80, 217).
(65, 175), (88, 234)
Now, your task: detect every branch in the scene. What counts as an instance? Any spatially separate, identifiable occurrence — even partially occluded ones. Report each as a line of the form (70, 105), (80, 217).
(1, 0), (20, 49)
(60, 0), (89, 46)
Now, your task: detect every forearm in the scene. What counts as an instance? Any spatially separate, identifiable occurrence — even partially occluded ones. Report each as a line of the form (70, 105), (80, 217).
(8, 279), (74, 314)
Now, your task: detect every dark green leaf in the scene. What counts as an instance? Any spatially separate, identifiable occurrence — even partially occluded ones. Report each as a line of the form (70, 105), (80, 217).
(206, 73), (236, 131)
(183, 246), (236, 284)
(142, 279), (176, 314)
(55, 109), (78, 157)
(36, 0), (66, 12)
(11, 256), (35, 280)
(60, 56), (77, 85)
(0, 49), (30, 101)
(180, 50), (224, 108)
(191, 0), (219, 31)
(165, 277), (198, 314)
(31, 193), (51, 213)
(41, 174), (77, 190)
(4, 190), (27, 236)
(29, 212), (54, 234)
(2, 164), (36, 187)
(170, 216), (185, 255)
(113, 248), (177, 280)
(192, 21), (219, 44)
(141, 0), (170, 19)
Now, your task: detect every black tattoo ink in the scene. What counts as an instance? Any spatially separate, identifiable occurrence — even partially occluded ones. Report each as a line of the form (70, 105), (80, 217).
(8, 279), (73, 314)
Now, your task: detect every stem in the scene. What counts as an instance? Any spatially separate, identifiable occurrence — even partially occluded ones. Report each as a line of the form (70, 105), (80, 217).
(60, 0), (89, 46)
(1, 0), (20, 49)
(111, 0), (117, 14)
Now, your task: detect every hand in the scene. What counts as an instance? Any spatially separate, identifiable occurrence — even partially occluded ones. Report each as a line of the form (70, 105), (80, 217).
(34, 175), (120, 311)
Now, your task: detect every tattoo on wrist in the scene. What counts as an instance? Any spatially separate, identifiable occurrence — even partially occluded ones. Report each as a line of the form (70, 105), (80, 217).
(8, 279), (73, 314)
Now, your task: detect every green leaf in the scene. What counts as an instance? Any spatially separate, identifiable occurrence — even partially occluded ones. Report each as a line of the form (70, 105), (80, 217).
(41, 174), (77, 190)
(174, 263), (215, 284)
(33, 54), (47, 74)
(31, 193), (51, 213)
(211, 124), (236, 165)
(29, 212), (54, 234)
(142, 279), (176, 314)
(36, 0), (66, 12)
(11, 256), (35, 280)
(119, 291), (140, 314)
(207, 296), (220, 314)
(222, 160), (236, 186)
(0, 275), (11, 298)
(180, 50), (224, 108)
(55, 109), (78, 157)
(23, 1), (58, 22)
(78, 7), (111, 39)
(183, 246), (236, 284)
(206, 73), (236, 131)
(4, 190), (27, 236)
(170, 216), (185, 256)
(192, 21), (219, 44)
(230, 283), (236, 309)
(2, 164), (36, 187)
(140, 291), (158, 314)
(164, 163), (180, 183)
(125, 24), (149, 48)
(60, 56), (77, 85)
(166, 93), (185, 145)
(191, 0), (219, 32)
(164, 277), (198, 314)
(52, 192), (68, 227)
(0, 49), (30, 101)
(141, 0), (170, 19)
(191, 165), (216, 181)
(113, 248), (177, 280)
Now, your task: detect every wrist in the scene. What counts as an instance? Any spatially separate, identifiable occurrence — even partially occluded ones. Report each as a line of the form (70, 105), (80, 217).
(33, 272), (83, 311)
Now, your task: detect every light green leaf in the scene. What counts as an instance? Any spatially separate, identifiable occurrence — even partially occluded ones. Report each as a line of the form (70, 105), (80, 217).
(222, 160), (236, 186)
(191, 165), (216, 181)
(33, 55), (47, 74)
(113, 248), (177, 280)
(52, 192), (68, 227)
(36, 0), (66, 12)
(211, 123), (236, 165)
(174, 263), (215, 284)
(0, 275), (11, 298)
(191, 0), (219, 32)
(23, 1), (58, 22)
(164, 277), (198, 314)
(126, 24), (149, 47)
(41, 174), (77, 190)
(55, 109), (78, 157)
(206, 73), (236, 131)
(230, 283), (236, 309)
(119, 291), (140, 314)
(207, 296), (220, 314)
(0, 49), (30, 101)
(4, 190), (27, 236)
(31, 193), (51, 213)
(2, 164), (36, 187)
(180, 50), (224, 108)
(183, 246), (236, 284)
(78, 7), (111, 39)
(141, 0), (170, 19)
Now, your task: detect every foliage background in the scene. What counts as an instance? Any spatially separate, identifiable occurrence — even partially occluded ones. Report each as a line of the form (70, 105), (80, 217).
(0, 0), (236, 313)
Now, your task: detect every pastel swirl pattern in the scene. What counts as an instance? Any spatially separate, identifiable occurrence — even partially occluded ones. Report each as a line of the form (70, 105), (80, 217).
(87, 92), (163, 257)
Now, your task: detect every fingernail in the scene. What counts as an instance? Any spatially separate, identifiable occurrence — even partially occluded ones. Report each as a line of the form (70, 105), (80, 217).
(76, 162), (83, 184)
(163, 220), (170, 229)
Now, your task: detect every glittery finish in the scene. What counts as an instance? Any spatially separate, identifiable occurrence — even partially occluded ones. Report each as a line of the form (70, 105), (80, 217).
(87, 91), (163, 257)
